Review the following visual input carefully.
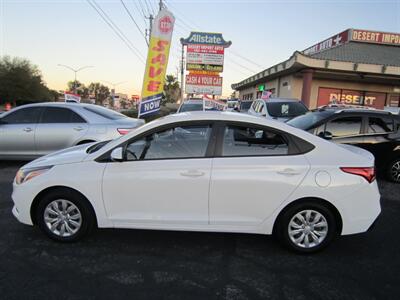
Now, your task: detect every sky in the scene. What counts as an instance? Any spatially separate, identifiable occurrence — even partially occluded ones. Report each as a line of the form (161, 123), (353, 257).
(1, 0), (399, 98)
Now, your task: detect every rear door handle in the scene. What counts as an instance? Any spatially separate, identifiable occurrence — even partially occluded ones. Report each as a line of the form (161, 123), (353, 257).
(277, 168), (301, 176)
(180, 170), (205, 177)
(73, 126), (84, 131)
(23, 127), (33, 132)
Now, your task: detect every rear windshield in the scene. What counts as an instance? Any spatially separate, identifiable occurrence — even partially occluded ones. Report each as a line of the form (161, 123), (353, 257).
(267, 102), (308, 118)
(287, 111), (333, 129)
(179, 103), (203, 112)
(84, 105), (127, 120)
(240, 101), (252, 110)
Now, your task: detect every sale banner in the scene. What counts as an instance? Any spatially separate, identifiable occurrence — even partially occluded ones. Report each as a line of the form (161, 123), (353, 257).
(139, 9), (175, 117)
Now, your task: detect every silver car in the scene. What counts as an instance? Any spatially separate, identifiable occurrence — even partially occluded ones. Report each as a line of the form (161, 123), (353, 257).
(0, 102), (144, 160)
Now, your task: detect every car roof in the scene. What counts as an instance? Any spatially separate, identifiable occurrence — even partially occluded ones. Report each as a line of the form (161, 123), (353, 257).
(316, 106), (397, 116)
(12, 102), (93, 109)
(257, 98), (301, 103)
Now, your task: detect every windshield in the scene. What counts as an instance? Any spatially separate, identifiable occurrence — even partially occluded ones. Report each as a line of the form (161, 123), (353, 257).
(287, 111), (333, 129)
(179, 103), (203, 112)
(84, 105), (127, 120)
(240, 101), (252, 110)
(266, 102), (308, 118)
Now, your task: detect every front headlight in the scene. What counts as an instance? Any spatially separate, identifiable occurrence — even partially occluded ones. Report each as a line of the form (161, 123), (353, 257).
(15, 166), (53, 185)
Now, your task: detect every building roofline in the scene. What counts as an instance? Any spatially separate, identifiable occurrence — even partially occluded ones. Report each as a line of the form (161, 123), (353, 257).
(232, 50), (400, 91)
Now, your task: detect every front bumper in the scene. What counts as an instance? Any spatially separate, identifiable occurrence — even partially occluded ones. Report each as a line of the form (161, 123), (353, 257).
(11, 182), (34, 226)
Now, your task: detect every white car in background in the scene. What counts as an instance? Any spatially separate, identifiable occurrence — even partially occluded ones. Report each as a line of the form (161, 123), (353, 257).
(12, 112), (380, 253)
(248, 98), (309, 122)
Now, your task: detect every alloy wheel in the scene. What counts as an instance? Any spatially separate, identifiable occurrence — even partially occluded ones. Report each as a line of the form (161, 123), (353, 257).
(390, 160), (400, 182)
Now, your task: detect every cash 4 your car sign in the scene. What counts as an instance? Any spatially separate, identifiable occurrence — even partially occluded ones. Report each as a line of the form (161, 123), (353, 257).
(185, 74), (223, 95)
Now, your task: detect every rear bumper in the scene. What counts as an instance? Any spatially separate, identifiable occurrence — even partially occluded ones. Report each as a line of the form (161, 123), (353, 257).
(339, 180), (381, 235)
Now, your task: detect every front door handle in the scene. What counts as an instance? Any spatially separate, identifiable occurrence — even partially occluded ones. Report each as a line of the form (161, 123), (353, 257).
(73, 126), (84, 131)
(23, 127), (33, 132)
(277, 168), (301, 176)
(180, 170), (205, 177)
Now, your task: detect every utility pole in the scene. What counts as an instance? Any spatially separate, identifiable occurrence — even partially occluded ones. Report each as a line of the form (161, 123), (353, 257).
(180, 44), (185, 103)
(146, 14), (153, 46)
(159, 0), (163, 11)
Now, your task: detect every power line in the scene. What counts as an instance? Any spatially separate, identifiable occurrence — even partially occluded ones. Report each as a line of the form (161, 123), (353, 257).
(131, 0), (147, 26)
(120, 0), (148, 46)
(230, 50), (263, 68)
(137, 0), (148, 19)
(86, 0), (145, 64)
(143, 0), (154, 15)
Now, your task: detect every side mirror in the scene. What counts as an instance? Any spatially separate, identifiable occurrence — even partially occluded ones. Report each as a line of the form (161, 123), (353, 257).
(110, 147), (124, 162)
(319, 131), (333, 140)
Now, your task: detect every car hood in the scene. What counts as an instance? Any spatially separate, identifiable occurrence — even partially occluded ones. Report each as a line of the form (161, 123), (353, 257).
(22, 143), (94, 169)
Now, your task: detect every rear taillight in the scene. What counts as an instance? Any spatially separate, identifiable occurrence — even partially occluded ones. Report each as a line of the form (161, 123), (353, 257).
(117, 128), (131, 135)
(340, 167), (376, 183)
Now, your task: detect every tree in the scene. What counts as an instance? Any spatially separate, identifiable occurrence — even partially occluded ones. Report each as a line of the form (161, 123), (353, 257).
(67, 80), (89, 99)
(163, 75), (181, 104)
(88, 82), (110, 105)
(0, 56), (54, 106)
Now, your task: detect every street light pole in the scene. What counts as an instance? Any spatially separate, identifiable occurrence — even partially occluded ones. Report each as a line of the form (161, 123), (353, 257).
(102, 81), (127, 109)
(57, 64), (94, 94)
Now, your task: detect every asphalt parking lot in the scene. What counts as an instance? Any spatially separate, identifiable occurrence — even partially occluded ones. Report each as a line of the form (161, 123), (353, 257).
(1, 161), (399, 300)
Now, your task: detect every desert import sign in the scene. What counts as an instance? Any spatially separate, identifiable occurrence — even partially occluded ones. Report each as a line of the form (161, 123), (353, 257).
(185, 74), (223, 95)
(187, 44), (224, 66)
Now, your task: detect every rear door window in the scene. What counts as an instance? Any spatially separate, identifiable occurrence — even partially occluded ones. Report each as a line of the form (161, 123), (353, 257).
(222, 125), (289, 156)
(368, 116), (394, 133)
(41, 107), (86, 123)
(325, 116), (362, 137)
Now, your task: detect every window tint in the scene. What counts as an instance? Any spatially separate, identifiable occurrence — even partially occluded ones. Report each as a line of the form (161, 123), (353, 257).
(1, 107), (42, 124)
(368, 116), (394, 133)
(126, 125), (212, 161)
(266, 102), (308, 118)
(325, 116), (362, 137)
(41, 107), (86, 123)
(222, 125), (289, 156)
(179, 103), (203, 112)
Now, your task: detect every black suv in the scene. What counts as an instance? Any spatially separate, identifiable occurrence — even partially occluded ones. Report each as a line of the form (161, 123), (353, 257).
(287, 107), (400, 183)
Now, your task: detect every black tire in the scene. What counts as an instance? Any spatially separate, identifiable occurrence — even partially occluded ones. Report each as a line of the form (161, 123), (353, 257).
(35, 188), (96, 242)
(386, 157), (400, 183)
(275, 201), (337, 253)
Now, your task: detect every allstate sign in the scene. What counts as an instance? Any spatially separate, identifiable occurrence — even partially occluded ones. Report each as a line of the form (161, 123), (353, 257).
(181, 32), (232, 47)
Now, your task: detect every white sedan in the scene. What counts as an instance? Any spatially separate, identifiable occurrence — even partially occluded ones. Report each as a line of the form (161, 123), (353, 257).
(12, 112), (381, 253)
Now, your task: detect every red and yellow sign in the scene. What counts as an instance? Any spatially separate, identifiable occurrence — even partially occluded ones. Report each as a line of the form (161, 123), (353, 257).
(139, 9), (175, 117)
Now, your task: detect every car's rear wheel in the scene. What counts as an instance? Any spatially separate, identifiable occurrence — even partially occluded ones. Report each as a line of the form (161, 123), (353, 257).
(36, 189), (95, 242)
(276, 202), (337, 253)
(387, 157), (400, 183)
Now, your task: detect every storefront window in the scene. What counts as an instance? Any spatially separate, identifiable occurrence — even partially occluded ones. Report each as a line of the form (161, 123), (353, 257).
(317, 88), (387, 109)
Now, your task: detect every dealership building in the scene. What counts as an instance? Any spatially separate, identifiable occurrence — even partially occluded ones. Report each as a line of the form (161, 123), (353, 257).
(232, 29), (400, 109)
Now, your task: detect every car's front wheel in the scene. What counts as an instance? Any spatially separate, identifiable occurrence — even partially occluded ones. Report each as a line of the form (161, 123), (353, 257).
(387, 157), (400, 183)
(276, 202), (337, 253)
(35, 189), (95, 242)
